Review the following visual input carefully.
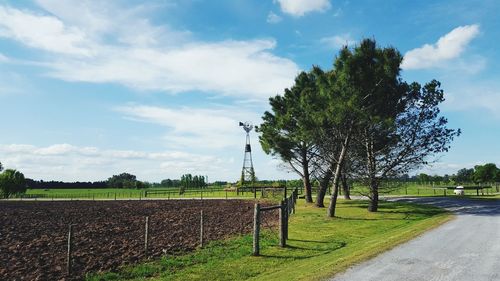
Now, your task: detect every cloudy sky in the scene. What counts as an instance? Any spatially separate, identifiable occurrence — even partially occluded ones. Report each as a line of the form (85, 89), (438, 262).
(0, 0), (498, 182)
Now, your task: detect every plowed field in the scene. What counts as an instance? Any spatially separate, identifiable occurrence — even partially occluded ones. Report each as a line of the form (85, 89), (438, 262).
(0, 199), (278, 280)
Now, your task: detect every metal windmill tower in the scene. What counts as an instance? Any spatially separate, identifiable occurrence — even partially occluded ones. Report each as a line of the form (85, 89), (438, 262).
(239, 121), (256, 185)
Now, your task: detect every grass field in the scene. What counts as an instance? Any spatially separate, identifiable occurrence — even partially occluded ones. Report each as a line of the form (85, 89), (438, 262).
(87, 198), (452, 281)
(23, 187), (261, 200)
(348, 182), (499, 197)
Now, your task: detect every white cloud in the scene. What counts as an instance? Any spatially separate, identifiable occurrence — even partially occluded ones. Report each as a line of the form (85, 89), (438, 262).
(0, 6), (91, 56)
(267, 11), (282, 23)
(276, 0), (331, 17)
(0, 143), (227, 182)
(402, 24), (480, 70)
(320, 34), (356, 49)
(115, 104), (262, 149)
(47, 39), (298, 98)
(0, 3), (298, 99)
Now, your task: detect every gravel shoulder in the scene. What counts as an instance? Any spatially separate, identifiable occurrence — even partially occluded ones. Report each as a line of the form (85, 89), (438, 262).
(329, 197), (500, 281)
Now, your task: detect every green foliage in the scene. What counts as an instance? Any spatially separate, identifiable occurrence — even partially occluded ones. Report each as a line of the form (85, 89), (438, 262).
(473, 163), (499, 183)
(180, 174), (206, 194)
(0, 169), (27, 198)
(107, 172), (141, 189)
(257, 71), (323, 202)
(454, 168), (474, 183)
(0, 162), (3, 172)
(160, 178), (181, 187)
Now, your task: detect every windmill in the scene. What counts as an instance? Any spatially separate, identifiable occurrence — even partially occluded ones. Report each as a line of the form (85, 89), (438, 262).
(239, 121), (255, 185)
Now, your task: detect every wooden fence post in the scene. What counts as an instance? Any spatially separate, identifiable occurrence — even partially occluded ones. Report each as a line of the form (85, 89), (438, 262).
(200, 210), (204, 248)
(253, 203), (260, 256)
(144, 216), (149, 257)
(279, 200), (286, 247)
(67, 224), (73, 276)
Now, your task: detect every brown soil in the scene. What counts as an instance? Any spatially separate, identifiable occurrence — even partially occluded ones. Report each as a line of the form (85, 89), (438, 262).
(0, 199), (278, 280)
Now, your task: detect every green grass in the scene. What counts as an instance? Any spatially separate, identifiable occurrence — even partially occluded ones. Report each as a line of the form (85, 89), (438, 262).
(87, 198), (452, 281)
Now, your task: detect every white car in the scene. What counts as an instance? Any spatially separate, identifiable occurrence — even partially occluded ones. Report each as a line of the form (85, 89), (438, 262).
(454, 185), (465, 195)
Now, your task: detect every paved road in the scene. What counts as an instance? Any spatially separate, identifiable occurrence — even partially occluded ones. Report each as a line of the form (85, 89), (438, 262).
(330, 197), (500, 281)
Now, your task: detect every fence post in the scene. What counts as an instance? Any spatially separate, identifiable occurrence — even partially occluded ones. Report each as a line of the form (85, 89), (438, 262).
(225, 190), (228, 199)
(114, 193), (117, 200)
(200, 210), (204, 248)
(253, 203), (260, 256)
(144, 216), (149, 257)
(67, 224), (73, 276)
(279, 200), (286, 247)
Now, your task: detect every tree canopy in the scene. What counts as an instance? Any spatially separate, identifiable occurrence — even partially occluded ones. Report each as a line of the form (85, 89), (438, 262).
(473, 163), (499, 183)
(258, 71), (321, 203)
(259, 38), (459, 215)
(107, 172), (139, 189)
(0, 169), (27, 198)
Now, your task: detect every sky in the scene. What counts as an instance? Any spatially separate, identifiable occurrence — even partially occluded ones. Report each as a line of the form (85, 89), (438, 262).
(0, 0), (499, 182)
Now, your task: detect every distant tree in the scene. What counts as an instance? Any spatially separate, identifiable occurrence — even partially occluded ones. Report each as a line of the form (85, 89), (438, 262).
(418, 173), (431, 183)
(0, 169), (27, 198)
(454, 168), (474, 183)
(473, 164), (498, 184)
(107, 173), (138, 189)
(0, 162), (3, 172)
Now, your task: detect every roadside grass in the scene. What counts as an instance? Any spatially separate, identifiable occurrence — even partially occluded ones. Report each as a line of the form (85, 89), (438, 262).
(460, 194), (500, 200)
(347, 183), (498, 198)
(87, 198), (452, 281)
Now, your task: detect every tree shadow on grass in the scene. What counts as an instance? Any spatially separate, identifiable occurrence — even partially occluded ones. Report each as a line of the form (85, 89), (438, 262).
(259, 241), (346, 259)
(287, 238), (330, 244)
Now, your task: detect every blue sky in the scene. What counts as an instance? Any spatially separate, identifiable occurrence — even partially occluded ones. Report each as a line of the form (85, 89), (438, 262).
(0, 0), (499, 182)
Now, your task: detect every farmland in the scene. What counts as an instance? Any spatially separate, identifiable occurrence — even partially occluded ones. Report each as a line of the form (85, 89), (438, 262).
(0, 200), (278, 280)
(89, 198), (452, 281)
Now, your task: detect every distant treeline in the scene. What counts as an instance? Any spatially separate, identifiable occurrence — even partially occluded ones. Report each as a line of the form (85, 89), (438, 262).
(26, 179), (108, 189)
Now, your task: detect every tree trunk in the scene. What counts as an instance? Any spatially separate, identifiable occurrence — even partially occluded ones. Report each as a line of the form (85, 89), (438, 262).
(368, 180), (379, 212)
(327, 133), (351, 217)
(364, 131), (379, 212)
(316, 168), (333, 208)
(341, 172), (351, 200)
(302, 161), (313, 203)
